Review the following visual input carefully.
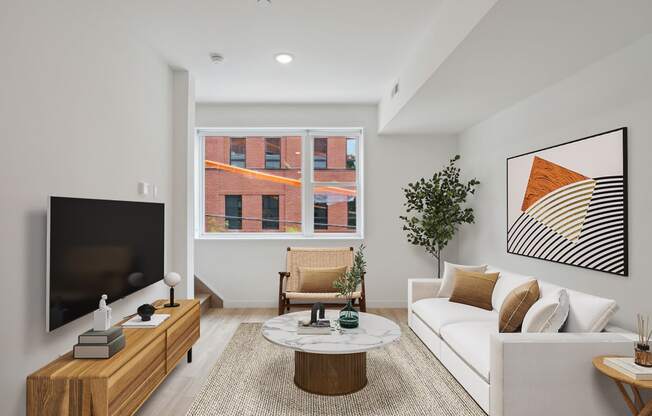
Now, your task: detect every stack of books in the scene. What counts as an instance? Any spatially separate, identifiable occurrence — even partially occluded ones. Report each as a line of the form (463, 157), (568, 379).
(297, 319), (336, 335)
(73, 327), (125, 359)
(604, 357), (652, 380)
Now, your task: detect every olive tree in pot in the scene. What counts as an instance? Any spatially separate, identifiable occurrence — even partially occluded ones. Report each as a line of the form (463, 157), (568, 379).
(400, 155), (480, 278)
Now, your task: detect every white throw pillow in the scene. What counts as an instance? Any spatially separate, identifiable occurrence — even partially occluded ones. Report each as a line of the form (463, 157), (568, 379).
(487, 267), (535, 311)
(564, 289), (618, 333)
(437, 262), (487, 298)
(522, 289), (569, 333)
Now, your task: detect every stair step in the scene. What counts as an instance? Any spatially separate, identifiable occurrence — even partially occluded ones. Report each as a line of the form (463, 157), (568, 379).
(196, 292), (212, 315)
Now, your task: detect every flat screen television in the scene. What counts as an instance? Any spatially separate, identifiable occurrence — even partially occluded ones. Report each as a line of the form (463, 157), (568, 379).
(47, 196), (164, 332)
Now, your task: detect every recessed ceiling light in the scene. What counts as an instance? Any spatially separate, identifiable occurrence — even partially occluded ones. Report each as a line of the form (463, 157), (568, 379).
(275, 53), (293, 64)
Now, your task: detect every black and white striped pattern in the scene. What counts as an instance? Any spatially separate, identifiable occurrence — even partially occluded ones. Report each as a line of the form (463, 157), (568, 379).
(508, 176), (626, 276)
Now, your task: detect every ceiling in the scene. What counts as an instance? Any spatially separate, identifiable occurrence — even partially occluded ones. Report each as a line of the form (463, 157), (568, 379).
(378, 0), (652, 134)
(114, 0), (442, 103)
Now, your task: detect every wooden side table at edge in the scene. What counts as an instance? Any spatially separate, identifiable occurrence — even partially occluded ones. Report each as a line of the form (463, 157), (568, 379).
(593, 356), (652, 416)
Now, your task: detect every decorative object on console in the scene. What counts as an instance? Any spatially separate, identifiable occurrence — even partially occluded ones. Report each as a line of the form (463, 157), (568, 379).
(499, 280), (540, 332)
(137, 303), (156, 321)
(400, 155), (480, 278)
(164, 271), (181, 307)
(78, 326), (123, 344)
(636, 314), (652, 367)
(448, 269), (500, 310)
(507, 128), (628, 276)
(93, 294), (112, 331)
(437, 262), (487, 298)
(334, 244), (366, 328)
(73, 333), (125, 359)
(122, 313), (170, 328)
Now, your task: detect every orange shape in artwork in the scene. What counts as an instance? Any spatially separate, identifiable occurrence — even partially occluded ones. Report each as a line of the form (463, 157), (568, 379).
(521, 156), (589, 212)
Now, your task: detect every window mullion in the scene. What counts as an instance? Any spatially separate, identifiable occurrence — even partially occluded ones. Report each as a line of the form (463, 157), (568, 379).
(303, 132), (314, 236)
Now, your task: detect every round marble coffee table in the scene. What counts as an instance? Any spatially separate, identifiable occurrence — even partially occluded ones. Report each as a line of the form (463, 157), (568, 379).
(262, 310), (401, 395)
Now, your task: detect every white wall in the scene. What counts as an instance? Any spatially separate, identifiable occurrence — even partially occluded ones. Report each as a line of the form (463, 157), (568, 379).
(195, 104), (460, 307)
(0, 1), (174, 415)
(172, 71), (196, 298)
(458, 35), (652, 328)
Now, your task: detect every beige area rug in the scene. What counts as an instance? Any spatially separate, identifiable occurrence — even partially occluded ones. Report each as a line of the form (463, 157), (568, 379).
(186, 323), (486, 416)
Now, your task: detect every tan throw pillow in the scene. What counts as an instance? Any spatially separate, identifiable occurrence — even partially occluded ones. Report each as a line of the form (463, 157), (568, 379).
(298, 266), (347, 292)
(449, 269), (500, 311)
(499, 280), (540, 333)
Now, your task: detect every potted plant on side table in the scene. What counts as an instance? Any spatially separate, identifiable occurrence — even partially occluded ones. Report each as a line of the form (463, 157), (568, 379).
(334, 244), (366, 329)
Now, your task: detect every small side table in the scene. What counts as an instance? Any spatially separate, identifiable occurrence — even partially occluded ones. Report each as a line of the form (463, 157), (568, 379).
(593, 356), (652, 416)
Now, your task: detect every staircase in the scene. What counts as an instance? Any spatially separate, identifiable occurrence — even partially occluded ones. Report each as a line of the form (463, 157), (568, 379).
(194, 275), (223, 315)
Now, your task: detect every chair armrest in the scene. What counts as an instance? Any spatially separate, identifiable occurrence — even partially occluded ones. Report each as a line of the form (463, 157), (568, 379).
(490, 332), (634, 416)
(278, 272), (290, 295)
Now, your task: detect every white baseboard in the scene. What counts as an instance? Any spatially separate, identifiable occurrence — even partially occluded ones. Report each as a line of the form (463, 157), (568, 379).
(221, 299), (407, 308)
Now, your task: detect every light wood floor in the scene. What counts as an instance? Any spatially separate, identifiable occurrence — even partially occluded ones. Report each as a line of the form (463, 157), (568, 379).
(136, 307), (407, 416)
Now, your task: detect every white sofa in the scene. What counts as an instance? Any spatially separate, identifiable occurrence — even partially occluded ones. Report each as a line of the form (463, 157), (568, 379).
(407, 267), (636, 416)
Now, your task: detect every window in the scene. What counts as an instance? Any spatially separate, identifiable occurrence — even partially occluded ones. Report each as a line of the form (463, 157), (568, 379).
(314, 137), (327, 169)
(314, 200), (328, 230)
(262, 195), (280, 230)
(346, 138), (356, 170)
(230, 137), (246, 167)
(265, 138), (281, 169)
(198, 129), (362, 238)
(348, 197), (356, 229)
(224, 195), (242, 230)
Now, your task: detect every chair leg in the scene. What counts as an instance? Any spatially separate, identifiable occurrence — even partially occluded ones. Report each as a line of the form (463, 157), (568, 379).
(359, 297), (366, 313)
(278, 296), (285, 315)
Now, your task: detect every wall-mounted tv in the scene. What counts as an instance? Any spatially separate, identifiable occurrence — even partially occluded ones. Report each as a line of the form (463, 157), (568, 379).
(47, 197), (164, 332)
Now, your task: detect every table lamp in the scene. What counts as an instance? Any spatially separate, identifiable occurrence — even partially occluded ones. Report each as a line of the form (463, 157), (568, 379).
(164, 272), (181, 307)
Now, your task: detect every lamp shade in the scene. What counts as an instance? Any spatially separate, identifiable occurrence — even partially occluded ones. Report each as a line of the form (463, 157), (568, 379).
(164, 272), (182, 287)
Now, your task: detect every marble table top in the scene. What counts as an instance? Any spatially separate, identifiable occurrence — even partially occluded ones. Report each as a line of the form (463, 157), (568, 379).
(261, 310), (401, 355)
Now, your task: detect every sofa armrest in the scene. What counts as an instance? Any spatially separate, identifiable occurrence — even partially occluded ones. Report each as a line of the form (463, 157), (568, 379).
(490, 332), (634, 416)
(408, 278), (442, 304)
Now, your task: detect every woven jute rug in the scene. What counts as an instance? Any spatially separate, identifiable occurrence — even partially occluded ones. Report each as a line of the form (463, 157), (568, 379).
(186, 322), (486, 416)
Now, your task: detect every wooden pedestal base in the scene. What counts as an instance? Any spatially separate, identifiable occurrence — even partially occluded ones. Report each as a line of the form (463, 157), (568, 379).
(294, 351), (367, 395)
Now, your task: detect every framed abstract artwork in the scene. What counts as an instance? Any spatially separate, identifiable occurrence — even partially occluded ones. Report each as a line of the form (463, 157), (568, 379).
(506, 128), (628, 276)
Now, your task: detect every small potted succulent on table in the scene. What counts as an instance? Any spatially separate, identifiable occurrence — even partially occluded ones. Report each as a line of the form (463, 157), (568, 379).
(333, 244), (366, 329)
(636, 314), (652, 367)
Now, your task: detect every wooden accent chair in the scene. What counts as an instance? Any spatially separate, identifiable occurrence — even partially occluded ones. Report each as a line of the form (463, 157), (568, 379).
(278, 247), (366, 315)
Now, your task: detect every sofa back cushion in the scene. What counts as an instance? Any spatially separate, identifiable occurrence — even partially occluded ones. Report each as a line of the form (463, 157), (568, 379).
(449, 270), (500, 311)
(438, 262), (487, 298)
(487, 266), (535, 311)
(499, 280), (540, 332)
(563, 289), (618, 332)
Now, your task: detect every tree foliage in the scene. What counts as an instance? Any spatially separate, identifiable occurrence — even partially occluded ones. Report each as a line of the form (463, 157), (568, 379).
(400, 155), (479, 276)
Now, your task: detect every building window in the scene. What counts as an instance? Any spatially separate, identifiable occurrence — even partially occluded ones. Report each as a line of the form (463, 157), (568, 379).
(199, 129), (362, 238)
(262, 195), (280, 230)
(314, 200), (328, 230)
(348, 197), (356, 229)
(346, 138), (356, 170)
(314, 137), (327, 169)
(230, 137), (246, 168)
(224, 195), (242, 230)
(265, 138), (281, 169)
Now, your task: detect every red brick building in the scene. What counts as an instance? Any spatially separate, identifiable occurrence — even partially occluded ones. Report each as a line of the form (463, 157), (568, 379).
(204, 136), (356, 233)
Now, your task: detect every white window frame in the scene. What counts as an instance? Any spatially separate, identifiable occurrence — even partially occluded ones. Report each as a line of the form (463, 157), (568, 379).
(195, 127), (364, 240)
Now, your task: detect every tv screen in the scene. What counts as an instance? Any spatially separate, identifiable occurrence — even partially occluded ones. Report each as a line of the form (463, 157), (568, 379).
(47, 197), (164, 332)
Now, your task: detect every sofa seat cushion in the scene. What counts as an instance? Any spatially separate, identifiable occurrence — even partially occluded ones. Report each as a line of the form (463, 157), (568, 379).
(411, 298), (498, 335)
(441, 321), (497, 382)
